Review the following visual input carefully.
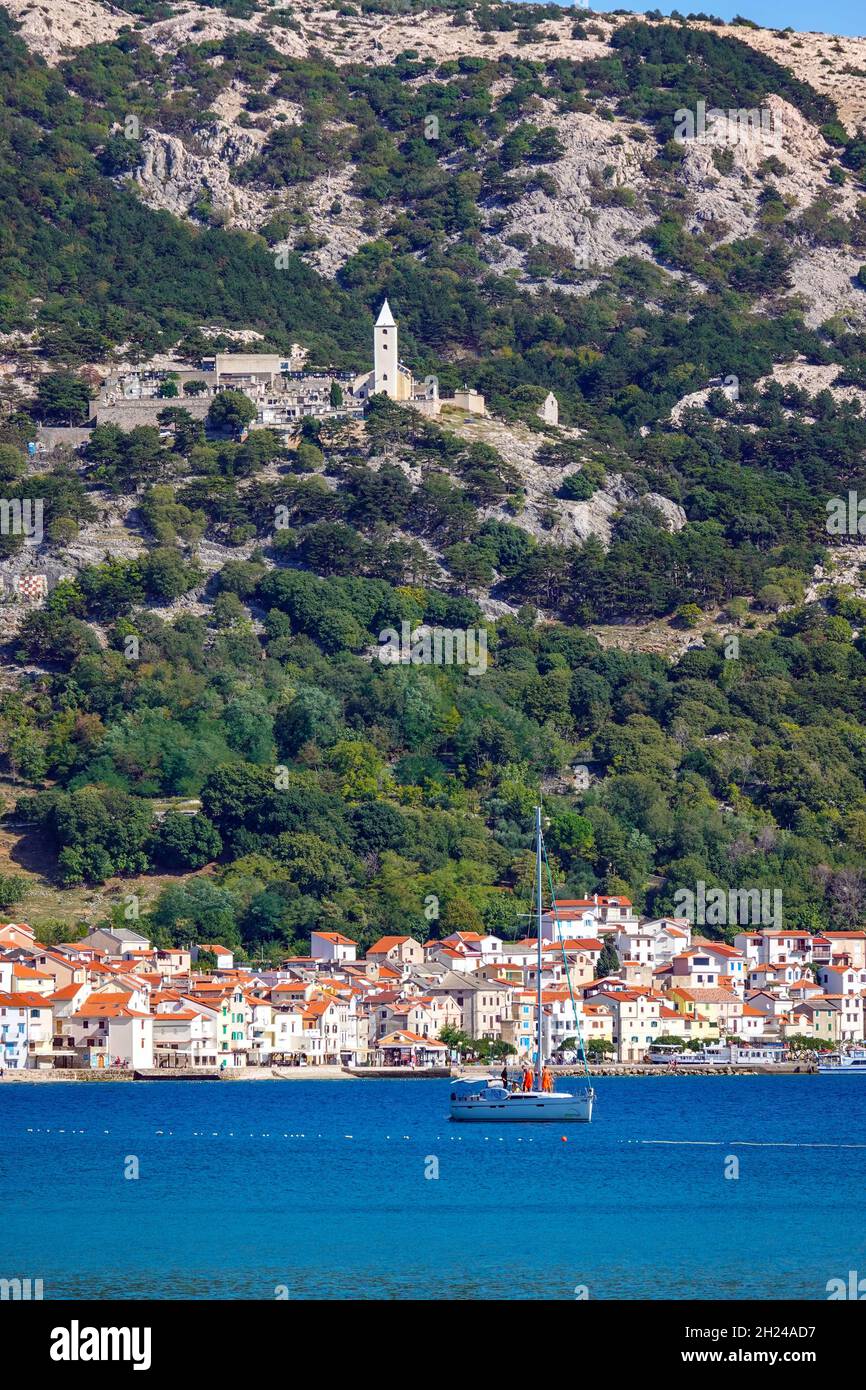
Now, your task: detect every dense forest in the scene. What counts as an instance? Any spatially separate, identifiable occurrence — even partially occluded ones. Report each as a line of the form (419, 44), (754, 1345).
(2, 3), (866, 955)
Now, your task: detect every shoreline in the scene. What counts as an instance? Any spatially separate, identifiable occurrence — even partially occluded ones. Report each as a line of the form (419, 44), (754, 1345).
(0, 1065), (355, 1082)
(0, 1064), (822, 1082)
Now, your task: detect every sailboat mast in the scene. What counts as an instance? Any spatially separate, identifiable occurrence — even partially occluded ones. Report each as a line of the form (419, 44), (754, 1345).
(535, 804), (543, 1090)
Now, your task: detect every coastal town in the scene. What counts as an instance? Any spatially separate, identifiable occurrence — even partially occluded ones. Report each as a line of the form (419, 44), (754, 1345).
(2, 898), (865, 1074)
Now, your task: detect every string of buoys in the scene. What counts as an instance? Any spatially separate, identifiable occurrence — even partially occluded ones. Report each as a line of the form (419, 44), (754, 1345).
(634, 1137), (866, 1149)
(20, 1128), (546, 1140)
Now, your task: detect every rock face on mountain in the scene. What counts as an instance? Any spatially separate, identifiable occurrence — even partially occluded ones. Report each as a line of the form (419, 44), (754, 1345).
(6, 0), (866, 141)
(2, 0), (125, 60)
(76, 6), (862, 331)
(132, 125), (271, 226)
(6, 0), (866, 132)
(1, 1), (863, 374)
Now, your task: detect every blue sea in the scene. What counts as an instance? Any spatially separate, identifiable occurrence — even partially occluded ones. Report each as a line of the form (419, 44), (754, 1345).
(1, 1076), (864, 1300)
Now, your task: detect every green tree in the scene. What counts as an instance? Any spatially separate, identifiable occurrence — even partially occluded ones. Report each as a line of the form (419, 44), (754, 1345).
(150, 878), (241, 949)
(34, 372), (92, 425)
(276, 686), (342, 756)
(149, 811), (223, 871)
(596, 938), (621, 977)
(207, 390), (257, 438)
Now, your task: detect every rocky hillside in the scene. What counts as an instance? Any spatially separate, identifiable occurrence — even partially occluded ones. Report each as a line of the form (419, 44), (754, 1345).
(1, 3), (866, 944)
(3, 1), (864, 315)
(0, 1), (865, 630)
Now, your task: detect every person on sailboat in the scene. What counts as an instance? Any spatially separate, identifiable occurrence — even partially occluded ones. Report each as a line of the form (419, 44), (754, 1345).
(522, 1066), (533, 1092)
(541, 1066), (553, 1093)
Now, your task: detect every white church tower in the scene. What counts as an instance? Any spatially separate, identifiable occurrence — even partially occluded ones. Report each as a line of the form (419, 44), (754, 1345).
(374, 299), (399, 398)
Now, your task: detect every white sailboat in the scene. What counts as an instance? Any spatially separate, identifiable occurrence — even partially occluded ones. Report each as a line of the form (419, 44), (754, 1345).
(449, 807), (595, 1124)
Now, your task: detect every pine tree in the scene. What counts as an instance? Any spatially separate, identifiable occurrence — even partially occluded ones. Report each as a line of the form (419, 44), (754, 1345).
(596, 939), (621, 978)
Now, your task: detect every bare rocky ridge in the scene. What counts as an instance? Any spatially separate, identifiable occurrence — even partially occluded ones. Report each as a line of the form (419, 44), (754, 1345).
(132, 126), (271, 226)
(119, 56), (866, 329)
(2, 0), (126, 59)
(6, 1), (866, 133)
(486, 105), (657, 277)
(6, 3), (866, 315)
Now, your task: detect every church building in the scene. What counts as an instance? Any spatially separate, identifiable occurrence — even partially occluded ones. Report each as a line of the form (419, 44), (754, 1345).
(354, 299), (416, 402)
(354, 301), (485, 418)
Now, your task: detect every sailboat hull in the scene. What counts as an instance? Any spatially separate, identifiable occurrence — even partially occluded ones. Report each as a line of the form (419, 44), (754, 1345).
(450, 1088), (594, 1123)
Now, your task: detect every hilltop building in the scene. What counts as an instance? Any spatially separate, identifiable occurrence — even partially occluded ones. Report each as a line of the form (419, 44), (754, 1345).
(92, 301), (486, 434)
(353, 299), (416, 403)
(353, 300), (486, 418)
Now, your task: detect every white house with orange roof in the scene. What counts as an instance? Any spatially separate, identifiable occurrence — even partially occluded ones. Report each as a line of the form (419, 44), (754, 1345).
(669, 950), (720, 989)
(192, 944), (235, 971)
(640, 918), (692, 963)
(733, 930), (813, 968)
(614, 928), (655, 968)
(746, 961), (810, 992)
(151, 1006), (218, 1068)
(269, 985), (362, 1065)
(271, 1004), (306, 1061)
(440, 931), (504, 962)
(9, 961), (55, 996)
(739, 1001), (768, 1041)
(541, 894), (638, 942)
(541, 986), (589, 1056)
(311, 930), (358, 964)
(587, 988), (663, 1061)
(299, 994), (341, 1063)
(55, 998), (152, 1069)
(816, 960), (866, 996)
(48, 980), (90, 1016)
(244, 992), (276, 1063)
(689, 939), (746, 990)
(320, 982), (364, 1062)
(423, 941), (482, 973)
(270, 979), (318, 1007)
